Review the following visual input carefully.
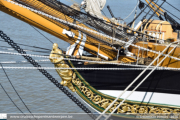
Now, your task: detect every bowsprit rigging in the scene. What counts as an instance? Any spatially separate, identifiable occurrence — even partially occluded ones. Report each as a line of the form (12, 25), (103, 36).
(1, 0), (180, 119)
(137, 0), (180, 31)
(0, 30), (97, 120)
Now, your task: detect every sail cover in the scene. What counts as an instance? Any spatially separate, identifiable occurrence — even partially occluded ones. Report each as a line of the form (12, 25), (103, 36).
(81, 0), (106, 18)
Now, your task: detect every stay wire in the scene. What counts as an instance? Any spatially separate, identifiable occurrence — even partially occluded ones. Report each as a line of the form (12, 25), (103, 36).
(23, 1), (116, 52)
(0, 63), (37, 120)
(140, 46), (169, 106)
(0, 38), (113, 52)
(146, 70), (164, 106)
(0, 45), (50, 53)
(58, 0), (75, 38)
(0, 52), (49, 58)
(140, 70), (156, 106)
(143, 0), (159, 19)
(145, 47), (175, 106)
(165, 1), (180, 13)
(142, 1), (166, 29)
(0, 30), (97, 120)
(30, 22), (117, 55)
(144, 2), (180, 21)
(30, 25), (54, 44)
(128, 0), (154, 26)
(0, 83), (31, 120)
(0, 39), (51, 51)
(38, 0), (115, 48)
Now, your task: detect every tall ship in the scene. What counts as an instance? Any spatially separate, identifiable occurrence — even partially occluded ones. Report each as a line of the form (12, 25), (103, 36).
(0, 0), (180, 119)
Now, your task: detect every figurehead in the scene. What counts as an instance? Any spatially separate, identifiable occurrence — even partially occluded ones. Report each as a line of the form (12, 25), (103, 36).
(53, 43), (58, 50)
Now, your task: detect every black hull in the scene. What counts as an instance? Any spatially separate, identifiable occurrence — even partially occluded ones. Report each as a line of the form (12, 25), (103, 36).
(70, 61), (180, 94)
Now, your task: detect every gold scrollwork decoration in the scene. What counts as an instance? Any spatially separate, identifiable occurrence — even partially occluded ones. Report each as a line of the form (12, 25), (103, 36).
(72, 74), (180, 114)
(50, 43), (180, 115)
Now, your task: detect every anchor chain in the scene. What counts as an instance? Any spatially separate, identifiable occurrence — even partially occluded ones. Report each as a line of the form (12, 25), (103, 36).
(0, 30), (96, 120)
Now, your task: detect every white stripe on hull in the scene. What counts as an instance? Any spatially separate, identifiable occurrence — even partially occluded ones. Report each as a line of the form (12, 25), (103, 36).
(99, 90), (180, 107)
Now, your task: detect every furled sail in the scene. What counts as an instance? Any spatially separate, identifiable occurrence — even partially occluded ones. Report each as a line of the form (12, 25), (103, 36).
(81, 0), (106, 19)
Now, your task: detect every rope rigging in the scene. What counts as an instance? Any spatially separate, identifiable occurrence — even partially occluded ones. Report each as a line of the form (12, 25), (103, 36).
(0, 40), (51, 51)
(141, 0), (166, 29)
(165, 1), (180, 13)
(128, 0), (154, 27)
(142, 1), (180, 30)
(1, 66), (180, 71)
(144, 2), (180, 21)
(0, 30), (97, 120)
(97, 41), (178, 120)
(1, 1), (180, 118)
(0, 84), (32, 120)
(0, 59), (49, 64)
(26, 9), (118, 54)
(30, 25), (54, 44)
(28, 0), (130, 42)
(123, 0), (139, 21)
(0, 63), (37, 120)
(142, 0), (160, 19)
(7, 0), (175, 48)
(0, 46), (50, 53)
(1, 50), (180, 71)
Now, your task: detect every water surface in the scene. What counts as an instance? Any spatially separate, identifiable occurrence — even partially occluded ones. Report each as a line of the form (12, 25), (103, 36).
(0, 0), (179, 116)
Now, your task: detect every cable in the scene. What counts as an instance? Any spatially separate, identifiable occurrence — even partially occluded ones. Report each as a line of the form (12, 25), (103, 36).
(0, 52), (49, 57)
(0, 83), (31, 120)
(0, 63), (37, 120)
(128, 0), (154, 27)
(165, 1), (180, 13)
(142, 1), (166, 27)
(30, 25), (54, 44)
(146, 70), (164, 106)
(29, 23), (115, 55)
(0, 46), (50, 53)
(123, 0), (139, 20)
(143, 2), (180, 21)
(0, 59), (50, 64)
(143, 0), (159, 19)
(0, 30), (97, 120)
(139, 70), (156, 106)
(0, 39), (51, 51)
(2, 50), (180, 71)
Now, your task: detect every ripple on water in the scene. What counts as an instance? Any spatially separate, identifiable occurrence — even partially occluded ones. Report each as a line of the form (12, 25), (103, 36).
(0, 0), (179, 116)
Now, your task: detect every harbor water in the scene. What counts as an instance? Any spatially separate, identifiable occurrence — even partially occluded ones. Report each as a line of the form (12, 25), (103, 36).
(0, 0), (180, 119)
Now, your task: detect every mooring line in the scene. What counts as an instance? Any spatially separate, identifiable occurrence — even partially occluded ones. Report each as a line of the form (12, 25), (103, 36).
(0, 63), (37, 120)
(0, 30), (97, 120)
(0, 83), (32, 120)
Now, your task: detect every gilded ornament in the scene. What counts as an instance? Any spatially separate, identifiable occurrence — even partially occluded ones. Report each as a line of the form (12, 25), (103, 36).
(72, 76), (180, 115)
(50, 43), (180, 115)
(49, 43), (76, 92)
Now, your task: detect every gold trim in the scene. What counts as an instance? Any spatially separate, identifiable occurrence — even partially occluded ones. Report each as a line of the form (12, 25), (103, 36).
(50, 43), (180, 114)
(73, 76), (180, 114)
(49, 43), (75, 92)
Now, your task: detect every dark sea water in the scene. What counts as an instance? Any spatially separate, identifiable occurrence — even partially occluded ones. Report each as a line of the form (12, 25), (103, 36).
(0, 0), (180, 118)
